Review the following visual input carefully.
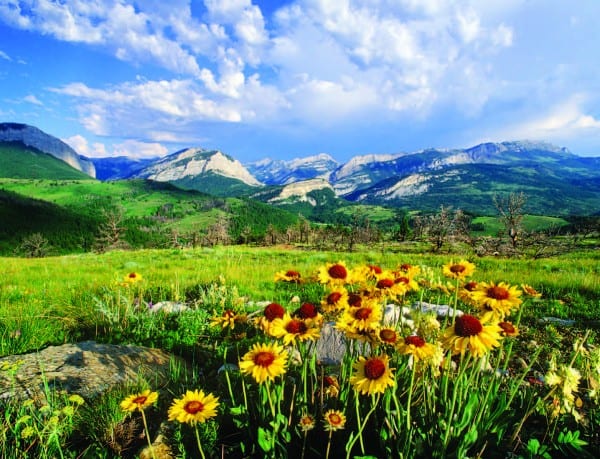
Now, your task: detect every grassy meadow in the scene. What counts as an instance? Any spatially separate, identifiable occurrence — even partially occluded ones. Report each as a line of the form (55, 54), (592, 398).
(1, 245), (599, 458)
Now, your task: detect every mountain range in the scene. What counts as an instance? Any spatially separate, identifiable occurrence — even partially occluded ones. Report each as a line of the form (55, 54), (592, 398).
(1, 122), (600, 216)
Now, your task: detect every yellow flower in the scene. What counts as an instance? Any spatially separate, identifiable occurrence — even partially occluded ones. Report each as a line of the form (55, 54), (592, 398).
(21, 426), (35, 439)
(441, 314), (503, 358)
(318, 261), (351, 286)
(257, 302), (286, 333)
(321, 289), (349, 313)
(120, 389), (158, 412)
(442, 260), (475, 280)
(471, 281), (522, 319)
(239, 342), (288, 384)
(274, 269), (302, 283)
(298, 413), (316, 432)
(210, 309), (246, 329)
(397, 335), (439, 362)
(68, 394), (85, 405)
(350, 354), (395, 395)
(521, 284), (542, 298)
(498, 321), (519, 337)
(377, 326), (400, 346)
(168, 389), (219, 425)
(337, 300), (382, 333)
(269, 314), (320, 345)
(124, 272), (143, 284)
(323, 409), (346, 431)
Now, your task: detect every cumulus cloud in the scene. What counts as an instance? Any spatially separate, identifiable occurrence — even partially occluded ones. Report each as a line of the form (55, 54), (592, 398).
(0, 49), (11, 60)
(64, 134), (168, 159)
(23, 94), (43, 105)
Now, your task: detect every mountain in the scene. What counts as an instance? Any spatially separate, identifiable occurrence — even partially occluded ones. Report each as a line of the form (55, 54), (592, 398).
(0, 142), (93, 180)
(91, 156), (159, 180)
(246, 153), (339, 185)
(0, 123), (95, 177)
(133, 147), (262, 196)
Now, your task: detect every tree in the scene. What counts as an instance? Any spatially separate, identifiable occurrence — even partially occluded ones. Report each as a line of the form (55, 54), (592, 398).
(493, 192), (527, 249)
(18, 233), (50, 258)
(414, 206), (471, 252)
(94, 206), (129, 253)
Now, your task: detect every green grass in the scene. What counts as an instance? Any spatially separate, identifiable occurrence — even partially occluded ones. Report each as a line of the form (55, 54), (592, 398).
(471, 215), (569, 236)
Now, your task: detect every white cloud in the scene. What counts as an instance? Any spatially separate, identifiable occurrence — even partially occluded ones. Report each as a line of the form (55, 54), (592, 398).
(0, 49), (11, 60)
(64, 134), (168, 159)
(23, 94), (43, 105)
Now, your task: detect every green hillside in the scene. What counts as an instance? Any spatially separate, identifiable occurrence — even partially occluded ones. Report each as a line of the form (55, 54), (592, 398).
(0, 142), (91, 180)
(0, 179), (299, 254)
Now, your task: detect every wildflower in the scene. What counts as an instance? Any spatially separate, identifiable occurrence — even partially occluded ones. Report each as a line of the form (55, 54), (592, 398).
(521, 284), (542, 298)
(20, 426), (35, 439)
(337, 300), (382, 333)
(318, 262), (350, 285)
(377, 326), (400, 346)
(258, 302), (286, 333)
(68, 394), (85, 405)
(120, 389), (158, 412)
(323, 409), (346, 431)
(443, 260), (476, 280)
(168, 389), (219, 425)
(321, 289), (349, 313)
(275, 269), (302, 283)
(392, 273), (419, 293)
(350, 354), (395, 395)
(293, 302), (323, 326)
(396, 263), (421, 277)
(471, 281), (522, 319)
(211, 309), (246, 329)
(545, 365), (582, 420)
(269, 314), (320, 345)
(323, 375), (340, 398)
(373, 276), (405, 299)
(398, 335), (439, 362)
(124, 272), (143, 284)
(298, 413), (316, 432)
(441, 314), (503, 358)
(498, 321), (519, 337)
(239, 342), (288, 384)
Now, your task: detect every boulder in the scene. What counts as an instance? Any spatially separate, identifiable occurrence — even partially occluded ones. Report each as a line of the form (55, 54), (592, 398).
(0, 341), (179, 402)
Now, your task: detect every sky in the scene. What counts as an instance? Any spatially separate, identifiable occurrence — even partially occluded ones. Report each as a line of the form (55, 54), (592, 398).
(1, 0), (600, 162)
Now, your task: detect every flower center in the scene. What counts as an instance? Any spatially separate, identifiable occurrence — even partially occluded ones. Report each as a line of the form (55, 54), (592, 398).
(465, 281), (478, 291)
(298, 303), (317, 318)
(286, 319), (308, 334)
(348, 293), (362, 307)
(450, 264), (466, 273)
(368, 265), (382, 274)
(364, 358), (386, 379)
(379, 329), (397, 343)
(184, 400), (204, 414)
(376, 278), (394, 289)
(499, 321), (516, 335)
(354, 307), (372, 320)
(454, 314), (483, 337)
(132, 395), (148, 405)
(394, 276), (409, 285)
(128, 273), (138, 279)
(254, 351), (275, 367)
(400, 263), (412, 271)
(328, 264), (347, 279)
(487, 286), (510, 300)
(264, 303), (285, 321)
(327, 292), (342, 305)
(285, 270), (300, 278)
(328, 413), (342, 425)
(404, 335), (426, 347)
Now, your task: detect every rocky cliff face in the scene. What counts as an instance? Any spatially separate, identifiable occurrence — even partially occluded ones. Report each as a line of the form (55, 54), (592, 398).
(0, 123), (95, 177)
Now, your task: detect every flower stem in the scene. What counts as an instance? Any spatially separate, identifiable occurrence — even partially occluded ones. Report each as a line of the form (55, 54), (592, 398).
(140, 410), (157, 459)
(194, 423), (206, 459)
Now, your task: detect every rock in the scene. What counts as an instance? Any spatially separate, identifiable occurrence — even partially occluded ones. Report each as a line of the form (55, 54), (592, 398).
(0, 341), (180, 402)
(316, 322), (347, 366)
(413, 301), (463, 317)
(148, 301), (189, 314)
(538, 317), (576, 327)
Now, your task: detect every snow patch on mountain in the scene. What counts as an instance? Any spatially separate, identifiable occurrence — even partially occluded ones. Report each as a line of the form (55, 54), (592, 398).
(375, 174), (430, 199)
(268, 178), (333, 205)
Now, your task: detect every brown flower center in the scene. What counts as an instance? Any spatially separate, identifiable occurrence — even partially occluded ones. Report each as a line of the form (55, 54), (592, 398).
(404, 335), (426, 347)
(128, 273), (138, 279)
(328, 264), (348, 279)
(354, 307), (372, 320)
(328, 413), (343, 425)
(348, 293), (362, 307)
(369, 265), (382, 274)
(327, 292), (343, 305)
(264, 303), (285, 321)
(400, 263), (413, 271)
(454, 314), (483, 337)
(450, 264), (466, 273)
(285, 270), (300, 278)
(487, 286), (510, 300)
(499, 321), (516, 335)
(297, 303), (317, 319)
(364, 358), (386, 379)
(394, 276), (409, 285)
(184, 400), (204, 414)
(376, 278), (394, 289)
(132, 395), (148, 405)
(254, 351), (275, 367)
(465, 281), (478, 291)
(286, 319), (308, 334)
(379, 329), (397, 343)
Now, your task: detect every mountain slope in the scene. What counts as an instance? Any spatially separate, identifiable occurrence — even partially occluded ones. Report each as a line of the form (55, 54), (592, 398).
(0, 123), (95, 177)
(0, 142), (93, 180)
(91, 156), (158, 180)
(246, 153), (339, 185)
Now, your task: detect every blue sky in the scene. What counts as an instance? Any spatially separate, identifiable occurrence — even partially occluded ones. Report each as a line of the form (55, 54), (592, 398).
(1, 0), (600, 162)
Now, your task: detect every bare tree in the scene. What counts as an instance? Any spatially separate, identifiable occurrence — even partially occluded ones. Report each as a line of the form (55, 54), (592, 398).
(493, 192), (527, 249)
(18, 233), (50, 258)
(204, 214), (231, 246)
(415, 206), (471, 252)
(94, 206), (129, 253)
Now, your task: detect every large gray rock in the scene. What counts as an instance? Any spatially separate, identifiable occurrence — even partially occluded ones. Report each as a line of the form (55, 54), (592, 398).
(0, 341), (178, 402)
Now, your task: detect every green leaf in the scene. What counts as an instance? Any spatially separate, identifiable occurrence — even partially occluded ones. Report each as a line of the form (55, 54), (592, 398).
(257, 427), (273, 452)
